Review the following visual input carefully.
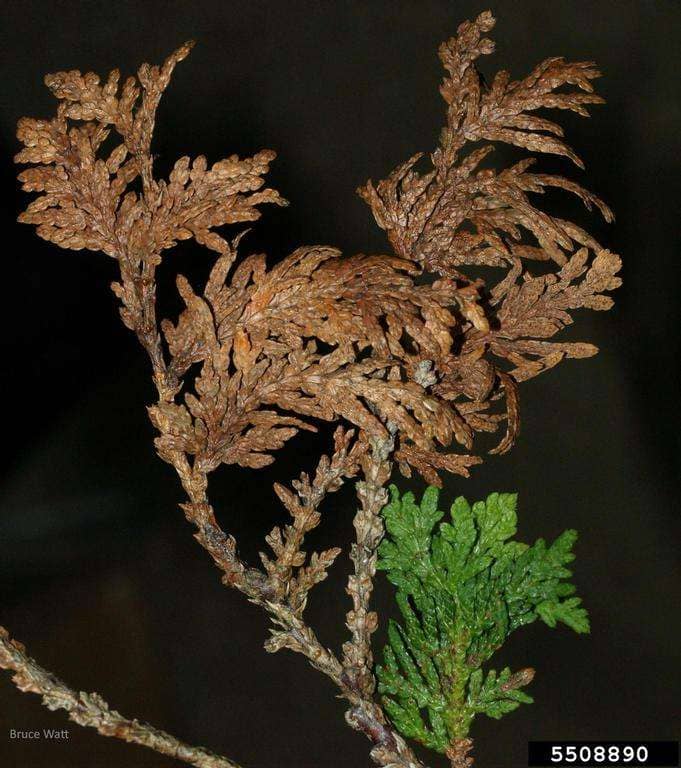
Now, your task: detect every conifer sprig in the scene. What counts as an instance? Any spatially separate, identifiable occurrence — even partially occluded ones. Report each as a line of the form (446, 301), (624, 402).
(4, 10), (616, 768)
(377, 487), (588, 755)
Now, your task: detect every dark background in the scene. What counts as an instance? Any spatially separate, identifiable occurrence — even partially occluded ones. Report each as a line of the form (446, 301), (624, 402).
(0, 1), (679, 767)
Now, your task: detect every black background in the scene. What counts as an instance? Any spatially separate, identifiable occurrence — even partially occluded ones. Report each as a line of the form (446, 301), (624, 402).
(0, 1), (679, 767)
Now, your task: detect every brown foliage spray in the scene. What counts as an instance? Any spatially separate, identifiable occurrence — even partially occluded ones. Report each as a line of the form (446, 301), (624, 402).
(2, 12), (620, 768)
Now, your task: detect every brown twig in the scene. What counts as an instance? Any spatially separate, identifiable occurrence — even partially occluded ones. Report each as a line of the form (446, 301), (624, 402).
(173, 467), (427, 768)
(145, 429), (425, 767)
(0, 627), (240, 768)
(342, 437), (393, 698)
(446, 738), (474, 768)
(261, 427), (364, 612)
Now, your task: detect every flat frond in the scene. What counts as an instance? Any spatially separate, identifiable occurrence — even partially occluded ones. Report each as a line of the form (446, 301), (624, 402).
(377, 486), (588, 753)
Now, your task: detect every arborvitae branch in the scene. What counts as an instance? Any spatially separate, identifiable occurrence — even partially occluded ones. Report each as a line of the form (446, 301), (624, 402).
(0, 628), (239, 768)
(376, 487), (588, 762)
(342, 437), (393, 698)
(10, 10), (617, 768)
(262, 427), (364, 612)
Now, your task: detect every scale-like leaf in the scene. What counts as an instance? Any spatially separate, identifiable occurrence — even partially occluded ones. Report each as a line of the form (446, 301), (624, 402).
(377, 486), (588, 755)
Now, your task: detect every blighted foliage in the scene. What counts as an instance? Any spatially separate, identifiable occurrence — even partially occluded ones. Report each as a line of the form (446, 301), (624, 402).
(359, 10), (621, 426)
(9, 13), (618, 768)
(261, 426), (364, 614)
(155, 243), (475, 474)
(377, 487), (588, 755)
(15, 11), (620, 489)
